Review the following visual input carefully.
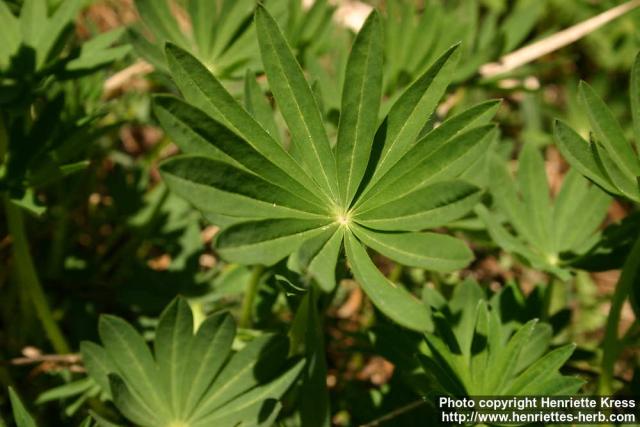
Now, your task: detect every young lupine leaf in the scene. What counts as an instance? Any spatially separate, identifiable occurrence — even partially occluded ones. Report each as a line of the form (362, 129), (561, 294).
(8, 388), (37, 427)
(336, 12), (383, 207)
(82, 298), (303, 427)
(188, 0), (218, 58)
(180, 313), (236, 416)
(157, 7), (487, 332)
(154, 298), (194, 418)
(481, 146), (611, 279)
(256, 6), (338, 200)
(411, 282), (582, 397)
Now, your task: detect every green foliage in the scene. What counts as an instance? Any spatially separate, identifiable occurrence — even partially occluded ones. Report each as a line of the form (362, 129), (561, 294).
(0, 0), (129, 104)
(478, 144), (611, 280)
(81, 297), (304, 427)
(554, 53), (640, 204)
(420, 280), (583, 397)
(381, 0), (544, 93)
(155, 7), (500, 332)
(131, 0), (336, 79)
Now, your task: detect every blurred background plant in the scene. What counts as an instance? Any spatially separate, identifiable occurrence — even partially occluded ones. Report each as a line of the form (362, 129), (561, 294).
(1, 0), (639, 426)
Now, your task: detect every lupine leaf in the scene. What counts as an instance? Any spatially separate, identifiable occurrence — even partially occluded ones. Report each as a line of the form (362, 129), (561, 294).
(503, 344), (577, 395)
(135, 0), (189, 48)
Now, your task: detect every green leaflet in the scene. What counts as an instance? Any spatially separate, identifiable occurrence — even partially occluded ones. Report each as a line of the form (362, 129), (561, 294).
(553, 120), (618, 195)
(20, 0), (46, 47)
(154, 298), (194, 418)
(0, 1), (20, 65)
(356, 180), (482, 231)
(97, 316), (169, 419)
(80, 342), (116, 399)
(216, 219), (332, 266)
(153, 95), (326, 207)
(190, 334), (290, 418)
(135, 0), (189, 49)
(579, 81), (640, 179)
(164, 44), (326, 201)
(8, 388), (37, 427)
(632, 53), (640, 146)
(255, 6), (338, 199)
(160, 156), (327, 220)
(244, 70), (281, 142)
(345, 233), (430, 331)
(335, 12), (383, 206)
(503, 344), (578, 395)
(352, 226), (473, 272)
(180, 313), (236, 417)
(517, 142), (553, 253)
(359, 124), (495, 210)
(368, 44), (460, 186)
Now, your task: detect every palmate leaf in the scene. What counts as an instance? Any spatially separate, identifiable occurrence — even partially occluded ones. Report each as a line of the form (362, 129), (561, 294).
(417, 280), (583, 397)
(81, 297), (303, 427)
(480, 144), (611, 280)
(158, 7), (498, 332)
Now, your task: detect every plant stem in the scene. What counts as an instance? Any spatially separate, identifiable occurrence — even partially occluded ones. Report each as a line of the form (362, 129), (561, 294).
(599, 232), (640, 395)
(239, 265), (264, 329)
(3, 195), (70, 353)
